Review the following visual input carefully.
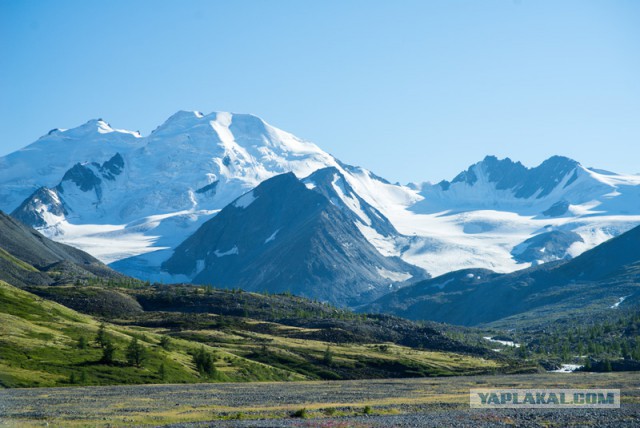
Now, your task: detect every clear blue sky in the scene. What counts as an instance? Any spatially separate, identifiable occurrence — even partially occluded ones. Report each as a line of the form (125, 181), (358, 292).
(1, 0), (639, 183)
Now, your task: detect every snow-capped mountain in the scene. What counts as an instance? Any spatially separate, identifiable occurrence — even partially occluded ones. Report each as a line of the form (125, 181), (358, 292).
(3, 111), (640, 303)
(3, 111), (414, 272)
(415, 155), (639, 215)
(162, 171), (425, 306)
(386, 155), (640, 276)
(0, 120), (143, 212)
(362, 223), (640, 325)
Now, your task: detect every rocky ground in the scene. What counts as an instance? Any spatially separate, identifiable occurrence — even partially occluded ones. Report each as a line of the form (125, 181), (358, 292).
(1, 373), (639, 427)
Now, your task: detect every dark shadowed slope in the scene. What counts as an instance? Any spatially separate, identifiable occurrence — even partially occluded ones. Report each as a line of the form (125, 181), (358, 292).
(363, 224), (640, 326)
(162, 172), (425, 306)
(0, 211), (121, 287)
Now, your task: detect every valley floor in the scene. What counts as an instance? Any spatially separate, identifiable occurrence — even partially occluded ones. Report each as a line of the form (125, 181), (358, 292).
(1, 373), (639, 427)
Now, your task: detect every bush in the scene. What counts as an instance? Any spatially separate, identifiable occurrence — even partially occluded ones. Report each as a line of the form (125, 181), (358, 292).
(291, 408), (307, 418)
(193, 347), (217, 377)
(159, 336), (171, 350)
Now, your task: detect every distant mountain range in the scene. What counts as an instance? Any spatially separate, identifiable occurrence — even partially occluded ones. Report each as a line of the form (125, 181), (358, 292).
(2, 111), (640, 305)
(363, 223), (640, 326)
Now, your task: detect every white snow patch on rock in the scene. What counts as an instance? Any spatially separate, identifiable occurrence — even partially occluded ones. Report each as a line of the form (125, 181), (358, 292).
(234, 191), (257, 209)
(356, 222), (400, 257)
(195, 259), (205, 274)
(432, 278), (454, 289)
(375, 267), (412, 282)
(264, 229), (280, 244)
(214, 246), (239, 257)
(611, 295), (630, 309)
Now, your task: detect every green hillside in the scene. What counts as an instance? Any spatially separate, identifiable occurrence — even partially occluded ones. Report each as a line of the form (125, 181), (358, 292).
(0, 280), (509, 388)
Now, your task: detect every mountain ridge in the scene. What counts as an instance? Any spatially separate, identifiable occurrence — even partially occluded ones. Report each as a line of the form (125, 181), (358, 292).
(362, 223), (640, 325)
(162, 171), (426, 306)
(3, 111), (640, 293)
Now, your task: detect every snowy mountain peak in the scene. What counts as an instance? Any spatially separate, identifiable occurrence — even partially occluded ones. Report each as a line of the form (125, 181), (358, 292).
(449, 155), (580, 196)
(427, 155), (585, 207)
(4, 112), (640, 293)
(150, 110), (206, 134)
(151, 110), (265, 136)
(54, 118), (141, 138)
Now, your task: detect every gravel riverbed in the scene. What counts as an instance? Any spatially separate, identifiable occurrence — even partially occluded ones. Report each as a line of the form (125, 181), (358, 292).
(1, 373), (638, 427)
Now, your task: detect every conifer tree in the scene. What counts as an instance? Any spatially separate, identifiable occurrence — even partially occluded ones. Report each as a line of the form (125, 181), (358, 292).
(126, 337), (146, 367)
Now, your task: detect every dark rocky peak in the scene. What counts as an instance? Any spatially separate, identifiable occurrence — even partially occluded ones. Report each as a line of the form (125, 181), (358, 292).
(305, 167), (353, 195)
(100, 153), (125, 180)
(59, 153), (125, 199)
(61, 164), (102, 193)
(449, 155), (523, 186)
(444, 155), (581, 199)
(11, 187), (68, 228)
(513, 156), (579, 199)
(304, 167), (398, 238)
(162, 171), (425, 306)
(479, 156), (528, 189)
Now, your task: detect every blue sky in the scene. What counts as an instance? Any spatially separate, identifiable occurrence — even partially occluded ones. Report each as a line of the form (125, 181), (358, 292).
(1, 0), (639, 183)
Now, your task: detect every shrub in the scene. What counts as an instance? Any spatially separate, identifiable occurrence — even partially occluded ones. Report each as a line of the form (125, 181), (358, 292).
(291, 408), (307, 418)
(193, 347), (217, 377)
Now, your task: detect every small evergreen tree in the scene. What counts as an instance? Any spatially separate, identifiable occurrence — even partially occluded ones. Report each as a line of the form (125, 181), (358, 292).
(517, 343), (528, 358)
(126, 337), (146, 367)
(193, 347), (216, 377)
(159, 336), (171, 350)
(323, 346), (333, 366)
(159, 363), (167, 381)
(101, 339), (116, 364)
(95, 323), (108, 348)
(77, 336), (87, 350)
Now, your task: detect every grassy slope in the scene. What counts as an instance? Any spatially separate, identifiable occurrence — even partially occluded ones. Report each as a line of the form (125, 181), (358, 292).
(0, 280), (505, 388)
(0, 247), (39, 272)
(0, 280), (200, 387)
